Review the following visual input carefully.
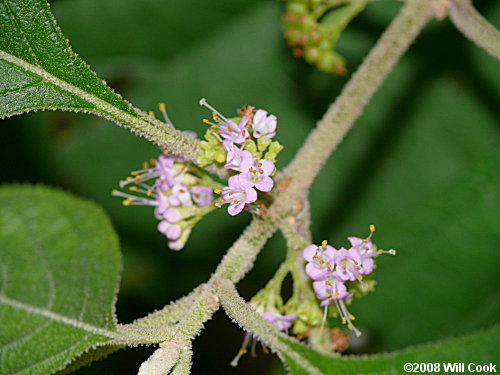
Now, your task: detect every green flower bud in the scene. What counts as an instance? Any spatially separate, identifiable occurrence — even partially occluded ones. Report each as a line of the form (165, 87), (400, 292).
(264, 141), (284, 163)
(244, 139), (258, 154)
(257, 135), (273, 152)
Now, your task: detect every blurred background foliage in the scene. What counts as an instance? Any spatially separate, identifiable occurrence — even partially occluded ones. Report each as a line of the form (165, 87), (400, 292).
(1, 0), (499, 374)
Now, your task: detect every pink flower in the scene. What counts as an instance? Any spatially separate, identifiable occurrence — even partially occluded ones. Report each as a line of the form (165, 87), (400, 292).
(313, 276), (349, 302)
(200, 98), (249, 144)
(221, 174), (257, 216)
(239, 158), (275, 192)
(252, 109), (277, 138)
(191, 185), (213, 207)
(223, 143), (253, 172)
(303, 243), (337, 281)
(260, 312), (298, 332)
(333, 247), (367, 283)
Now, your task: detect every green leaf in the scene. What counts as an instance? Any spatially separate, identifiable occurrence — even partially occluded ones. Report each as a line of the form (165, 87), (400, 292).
(0, 0), (201, 160)
(0, 0), (138, 119)
(0, 184), (122, 374)
(279, 326), (499, 375)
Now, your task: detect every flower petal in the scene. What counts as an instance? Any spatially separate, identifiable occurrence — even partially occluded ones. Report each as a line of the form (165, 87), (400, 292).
(302, 244), (318, 262)
(244, 187), (257, 203)
(255, 176), (274, 192)
(228, 201), (245, 216)
(258, 159), (275, 175)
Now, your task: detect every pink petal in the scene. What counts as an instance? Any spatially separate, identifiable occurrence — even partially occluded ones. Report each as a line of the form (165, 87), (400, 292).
(302, 244), (318, 262)
(255, 176), (274, 192)
(244, 187), (257, 203)
(228, 202), (245, 216)
(258, 159), (275, 175)
(306, 262), (331, 281)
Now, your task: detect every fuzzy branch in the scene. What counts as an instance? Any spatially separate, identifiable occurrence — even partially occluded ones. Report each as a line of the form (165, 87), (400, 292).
(448, 0), (500, 60)
(282, 0), (437, 199)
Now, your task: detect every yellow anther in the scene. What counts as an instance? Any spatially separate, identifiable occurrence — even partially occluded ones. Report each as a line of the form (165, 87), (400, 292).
(131, 171), (139, 176)
(262, 347), (269, 354)
(229, 191), (233, 196)
(313, 255), (318, 259)
(148, 111), (155, 116)
(370, 224), (375, 232)
(158, 102), (166, 111)
(126, 177), (133, 181)
(356, 266), (361, 270)
(325, 281), (332, 286)
(353, 260), (359, 265)
(163, 149), (169, 154)
(257, 162), (262, 167)
(334, 292), (339, 298)
(259, 170), (264, 174)
(321, 240), (328, 246)
(150, 158), (157, 165)
(238, 349), (247, 355)
(142, 162), (149, 169)
(203, 119), (209, 123)
(349, 314), (355, 320)
(327, 263), (332, 268)
(147, 190), (152, 196)
(347, 324), (353, 330)
(319, 259), (325, 265)
(214, 189), (221, 194)
(342, 318), (346, 324)
(342, 266), (346, 270)
(328, 296), (333, 300)
(122, 199), (132, 206)
(129, 186), (138, 191)
(135, 177), (141, 182)
(358, 275), (363, 280)
(212, 112), (218, 122)
(234, 200), (239, 204)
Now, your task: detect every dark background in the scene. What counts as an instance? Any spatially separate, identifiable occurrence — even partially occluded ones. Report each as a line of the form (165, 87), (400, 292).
(1, 0), (499, 374)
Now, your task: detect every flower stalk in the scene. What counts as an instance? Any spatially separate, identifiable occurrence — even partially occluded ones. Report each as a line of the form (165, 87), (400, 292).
(448, 0), (500, 60)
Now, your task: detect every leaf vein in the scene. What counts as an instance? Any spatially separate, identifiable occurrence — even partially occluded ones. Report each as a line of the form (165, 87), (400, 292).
(1, 0), (39, 65)
(0, 294), (118, 339)
(0, 79), (46, 98)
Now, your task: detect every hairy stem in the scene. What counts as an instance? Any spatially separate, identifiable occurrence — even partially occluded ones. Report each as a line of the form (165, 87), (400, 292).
(283, 0), (436, 199)
(211, 215), (279, 282)
(132, 285), (205, 327)
(215, 278), (324, 375)
(449, 0), (500, 60)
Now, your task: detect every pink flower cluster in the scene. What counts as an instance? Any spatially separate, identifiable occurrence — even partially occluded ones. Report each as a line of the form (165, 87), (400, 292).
(113, 152), (213, 250)
(302, 227), (395, 336)
(200, 99), (278, 215)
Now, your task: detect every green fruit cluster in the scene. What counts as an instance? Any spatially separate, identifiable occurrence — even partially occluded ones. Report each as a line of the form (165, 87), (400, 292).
(282, 0), (367, 75)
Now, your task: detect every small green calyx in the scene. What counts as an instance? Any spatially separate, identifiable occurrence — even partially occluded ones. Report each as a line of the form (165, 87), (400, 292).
(199, 129), (226, 166)
(264, 141), (284, 163)
(244, 139), (258, 154)
(257, 135), (273, 152)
